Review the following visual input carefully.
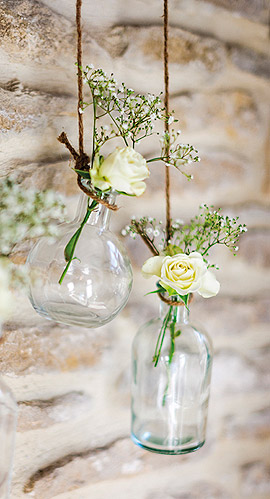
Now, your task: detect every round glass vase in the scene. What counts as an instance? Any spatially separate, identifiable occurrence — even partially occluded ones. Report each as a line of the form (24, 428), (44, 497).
(0, 375), (17, 498)
(131, 299), (213, 454)
(27, 190), (133, 328)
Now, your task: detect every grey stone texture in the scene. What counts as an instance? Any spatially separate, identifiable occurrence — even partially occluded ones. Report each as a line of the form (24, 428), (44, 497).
(0, 0), (269, 497)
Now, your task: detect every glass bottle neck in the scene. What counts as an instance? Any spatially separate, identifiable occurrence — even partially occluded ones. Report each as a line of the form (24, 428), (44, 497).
(75, 190), (116, 230)
(159, 300), (189, 323)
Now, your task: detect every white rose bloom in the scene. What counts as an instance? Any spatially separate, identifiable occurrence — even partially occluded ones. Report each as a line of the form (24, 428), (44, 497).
(90, 147), (149, 196)
(142, 252), (220, 298)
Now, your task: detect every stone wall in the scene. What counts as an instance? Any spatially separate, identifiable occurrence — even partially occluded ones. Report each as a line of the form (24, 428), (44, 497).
(1, 0), (270, 497)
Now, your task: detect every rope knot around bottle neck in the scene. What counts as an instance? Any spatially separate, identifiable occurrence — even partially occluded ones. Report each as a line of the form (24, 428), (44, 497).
(158, 292), (194, 307)
(57, 132), (118, 211)
(76, 152), (90, 171)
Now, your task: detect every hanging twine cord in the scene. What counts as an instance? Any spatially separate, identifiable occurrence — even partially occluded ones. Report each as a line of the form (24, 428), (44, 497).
(76, 0), (84, 156)
(156, 0), (192, 308)
(57, 0), (117, 211)
(163, 0), (171, 244)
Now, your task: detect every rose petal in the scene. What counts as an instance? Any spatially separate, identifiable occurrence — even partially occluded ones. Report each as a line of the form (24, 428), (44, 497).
(129, 181), (146, 197)
(198, 270), (220, 298)
(159, 277), (191, 295)
(142, 256), (164, 278)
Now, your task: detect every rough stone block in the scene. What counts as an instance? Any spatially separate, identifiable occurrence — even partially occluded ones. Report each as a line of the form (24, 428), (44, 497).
(0, 324), (108, 375)
(201, 0), (269, 24)
(230, 46), (270, 79)
(222, 407), (270, 439)
(241, 461), (270, 496)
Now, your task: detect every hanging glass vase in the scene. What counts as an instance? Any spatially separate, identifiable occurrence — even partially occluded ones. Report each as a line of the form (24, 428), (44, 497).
(131, 298), (213, 454)
(0, 376), (17, 498)
(27, 189), (133, 327)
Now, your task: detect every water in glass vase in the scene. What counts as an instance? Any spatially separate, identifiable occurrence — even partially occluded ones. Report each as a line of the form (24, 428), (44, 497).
(27, 191), (133, 328)
(131, 300), (213, 454)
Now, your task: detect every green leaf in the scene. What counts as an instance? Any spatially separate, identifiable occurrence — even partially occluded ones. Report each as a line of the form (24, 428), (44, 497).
(59, 200), (98, 284)
(165, 244), (183, 256)
(73, 169), (91, 179)
(115, 190), (135, 197)
(64, 228), (81, 262)
(161, 283), (178, 296)
(177, 294), (190, 310)
(145, 289), (162, 296)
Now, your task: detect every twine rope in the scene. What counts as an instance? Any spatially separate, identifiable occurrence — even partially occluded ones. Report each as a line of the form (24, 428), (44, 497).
(158, 292), (194, 306)
(157, 1), (192, 308)
(57, 0), (117, 211)
(163, 0), (171, 244)
(76, 0), (84, 155)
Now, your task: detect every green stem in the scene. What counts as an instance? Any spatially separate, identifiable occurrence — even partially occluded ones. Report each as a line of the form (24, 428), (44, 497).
(97, 102), (129, 147)
(91, 97), (97, 168)
(161, 307), (178, 406)
(168, 308), (177, 364)
(107, 110), (128, 146)
(200, 237), (219, 256)
(58, 200), (98, 284)
(146, 156), (164, 163)
(153, 306), (172, 367)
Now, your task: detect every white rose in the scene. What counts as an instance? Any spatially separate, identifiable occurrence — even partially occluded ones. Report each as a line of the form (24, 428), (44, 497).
(90, 147), (149, 196)
(142, 252), (220, 298)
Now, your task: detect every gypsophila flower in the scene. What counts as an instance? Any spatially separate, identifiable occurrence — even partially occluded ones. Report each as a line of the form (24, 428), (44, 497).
(0, 177), (67, 256)
(125, 205), (247, 272)
(168, 205), (247, 260)
(121, 216), (166, 255)
(154, 129), (200, 180)
(81, 66), (165, 153)
(0, 177), (67, 319)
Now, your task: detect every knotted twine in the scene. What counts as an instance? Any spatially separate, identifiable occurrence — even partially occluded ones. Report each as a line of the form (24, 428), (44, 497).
(158, 292), (194, 307)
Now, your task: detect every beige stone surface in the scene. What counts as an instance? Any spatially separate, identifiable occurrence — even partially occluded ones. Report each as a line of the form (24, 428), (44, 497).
(0, 0), (269, 498)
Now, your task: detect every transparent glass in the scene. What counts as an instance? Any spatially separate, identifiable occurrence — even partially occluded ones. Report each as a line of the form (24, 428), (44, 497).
(131, 301), (213, 454)
(27, 191), (133, 327)
(0, 377), (17, 498)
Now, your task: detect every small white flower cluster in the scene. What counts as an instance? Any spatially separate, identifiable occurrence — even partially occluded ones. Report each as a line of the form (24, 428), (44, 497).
(171, 218), (184, 230)
(0, 177), (67, 256)
(122, 216), (165, 248)
(159, 130), (200, 180)
(0, 177), (67, 320)
(121, 225), (136, 239)
(82, 66), (164, 148)
(173, 204), (248, 257)
(124, 205), (248, 271)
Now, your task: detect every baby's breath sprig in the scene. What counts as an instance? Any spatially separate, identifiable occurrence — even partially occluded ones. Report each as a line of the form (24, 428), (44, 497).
(0, 177), (66, 256)
(122, 205), (247, 266)
(172, 205), (247, 259)
(0, 176), (67, 321)
(82, 66), (164, 154)
(147, 129), (200, 180)
(123, 216), (164, 256)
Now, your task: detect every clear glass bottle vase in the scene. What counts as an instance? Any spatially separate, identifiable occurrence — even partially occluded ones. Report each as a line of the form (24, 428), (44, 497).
(131, 299), (213, 454)
(0, 376), (17, 498)
(27, 191), (133, 328)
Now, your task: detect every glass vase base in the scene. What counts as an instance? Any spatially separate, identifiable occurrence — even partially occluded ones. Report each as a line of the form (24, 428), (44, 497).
(31, 301), (120, 328)
(131, 432), (205, 455)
